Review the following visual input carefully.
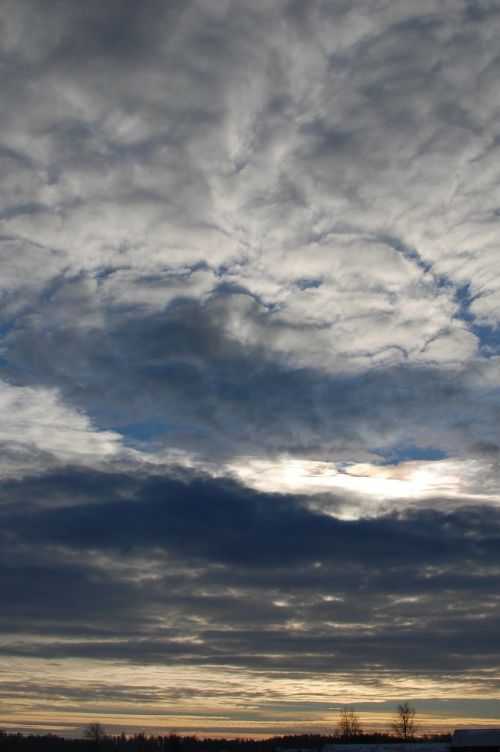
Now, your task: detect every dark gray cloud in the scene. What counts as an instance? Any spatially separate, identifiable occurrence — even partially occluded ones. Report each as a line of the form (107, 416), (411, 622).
(4, 470), (495, 568)
(1, 468), (499, 683)
(3, 290), (499, 463)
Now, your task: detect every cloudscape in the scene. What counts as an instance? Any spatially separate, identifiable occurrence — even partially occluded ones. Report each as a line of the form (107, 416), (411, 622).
(1, 0), (500, 738)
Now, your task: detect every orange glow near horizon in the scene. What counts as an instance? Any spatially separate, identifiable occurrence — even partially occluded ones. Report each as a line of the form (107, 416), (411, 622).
(1, 656), (499, 739)
(3, 709), (500, 739)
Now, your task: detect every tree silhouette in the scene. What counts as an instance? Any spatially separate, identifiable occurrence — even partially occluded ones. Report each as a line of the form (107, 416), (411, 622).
(83, 723), (107, 749)
(391, 702), (416, 740)
(337, 706), (362, 740)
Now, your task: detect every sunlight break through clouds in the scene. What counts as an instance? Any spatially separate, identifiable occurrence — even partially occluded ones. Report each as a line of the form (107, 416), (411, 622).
(229, 456), (500, 515)
(1, 0), (500, 737)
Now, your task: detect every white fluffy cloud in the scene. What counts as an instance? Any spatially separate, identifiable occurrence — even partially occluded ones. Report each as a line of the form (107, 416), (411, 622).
(0, 380), (123, 478)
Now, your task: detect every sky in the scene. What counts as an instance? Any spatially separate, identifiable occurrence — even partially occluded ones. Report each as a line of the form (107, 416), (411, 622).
(1, 0), (500, 739)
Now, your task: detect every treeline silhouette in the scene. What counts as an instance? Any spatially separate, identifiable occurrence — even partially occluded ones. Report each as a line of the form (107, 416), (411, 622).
(0, 730), (452, 752)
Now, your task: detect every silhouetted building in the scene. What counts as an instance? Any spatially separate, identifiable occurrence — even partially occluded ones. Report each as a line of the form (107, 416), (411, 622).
(451, 730), (500, 752)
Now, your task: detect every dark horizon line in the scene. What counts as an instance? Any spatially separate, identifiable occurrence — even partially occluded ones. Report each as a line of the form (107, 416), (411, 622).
(0, 729), (453, 746)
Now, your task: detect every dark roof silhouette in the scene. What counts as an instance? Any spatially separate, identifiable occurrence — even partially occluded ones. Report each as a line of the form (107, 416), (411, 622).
(451, 730), (500, 748)
(322, 745), (449, 752)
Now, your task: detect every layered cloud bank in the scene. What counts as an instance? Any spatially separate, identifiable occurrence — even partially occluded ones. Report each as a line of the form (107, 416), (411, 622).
(1, 0), (500, 736)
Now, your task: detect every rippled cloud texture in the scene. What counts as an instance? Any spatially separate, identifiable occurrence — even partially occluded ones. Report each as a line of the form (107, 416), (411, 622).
(1, 0), (500, 737)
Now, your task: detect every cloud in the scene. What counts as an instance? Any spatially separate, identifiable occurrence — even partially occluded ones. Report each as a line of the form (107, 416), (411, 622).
(1, 468), (499, 680)
(1, 0), (500, 476)
(2, 0), (500, 354)
(0, 380), (124, 478)
(3, 291), (499, 471)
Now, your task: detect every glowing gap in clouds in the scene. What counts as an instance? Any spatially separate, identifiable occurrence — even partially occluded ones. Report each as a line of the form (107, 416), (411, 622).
(230, 456), (500, 512)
